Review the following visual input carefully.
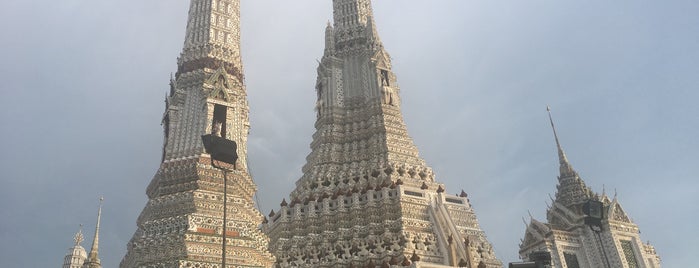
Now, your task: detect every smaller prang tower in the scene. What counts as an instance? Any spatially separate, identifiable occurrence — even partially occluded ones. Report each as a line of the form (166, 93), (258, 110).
(518, 108), (661, 268)
(120, 0), (274, 267)
(264, 0), (502, 267)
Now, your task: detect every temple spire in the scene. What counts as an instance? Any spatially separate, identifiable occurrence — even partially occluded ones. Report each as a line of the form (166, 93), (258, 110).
(331, 0), (382, 48)
(83, 197), (103, 268)
(547, 106), (575, 176)
(179, 0), (243, 76)
(332, 0), (375, 29)
(324, 21), (335, 56)
(266, 1), (502, 267)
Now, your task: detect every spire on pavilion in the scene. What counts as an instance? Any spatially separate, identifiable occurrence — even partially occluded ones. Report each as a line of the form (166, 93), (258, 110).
(331, 0), (382, 50)
(546, 107), (592, 207)
(82, 197), (103, 268)
(547, 106), (576, 177)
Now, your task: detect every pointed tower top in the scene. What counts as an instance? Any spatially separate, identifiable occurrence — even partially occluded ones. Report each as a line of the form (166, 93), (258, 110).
(545, 107), (593, 207)
(331, 0), (382, 48)
(332, 0), (375, 28)
(547, 106), (575, 177)
(84, 197), (103, 268)
(178, 0), (244, 80)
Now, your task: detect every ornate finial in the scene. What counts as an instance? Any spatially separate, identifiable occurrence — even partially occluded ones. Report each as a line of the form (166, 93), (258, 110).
(401, 256), (411, 266)
(74, 224), (84, 246)
(602, 184), (606, 197)
(436, 185), (445, 193)
(547, 106), (574, 176)
(389, 256), (399, 265)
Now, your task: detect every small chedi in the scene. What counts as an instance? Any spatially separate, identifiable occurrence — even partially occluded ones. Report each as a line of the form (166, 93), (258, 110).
(119, 0), (274, 267)
(263, 1), (502, 267)
(517, 109), (662, 268)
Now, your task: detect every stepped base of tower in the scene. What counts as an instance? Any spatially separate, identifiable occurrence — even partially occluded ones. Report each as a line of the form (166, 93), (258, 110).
(121, 156), (275, 268)
(265, 180), (502, 268)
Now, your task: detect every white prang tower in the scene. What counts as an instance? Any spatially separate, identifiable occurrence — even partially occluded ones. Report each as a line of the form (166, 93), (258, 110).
(120, 0), (275, 267)
(518, 108), (661, 268)
(264, 1), (502, 267)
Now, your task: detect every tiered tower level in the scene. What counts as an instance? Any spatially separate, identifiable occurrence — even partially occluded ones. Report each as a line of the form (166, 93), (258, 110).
(264, 1), (502, 267)
(120, 0), (274, 267)
(518, 109), (661, 268)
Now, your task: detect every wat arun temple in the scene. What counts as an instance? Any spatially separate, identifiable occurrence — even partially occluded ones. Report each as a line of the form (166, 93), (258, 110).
(263, 0), (500, 267)
(109, 0), (661, 267)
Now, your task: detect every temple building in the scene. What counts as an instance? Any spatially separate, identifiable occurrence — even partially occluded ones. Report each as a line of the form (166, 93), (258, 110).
(263, 1), (502, 267)
(120, 0), (274, 267)
(517, 108), (662, 268)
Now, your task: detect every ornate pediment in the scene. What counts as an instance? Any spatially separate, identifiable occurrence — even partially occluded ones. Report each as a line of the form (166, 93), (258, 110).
(522, 218), (550, 248)
(608, 199), (632, 223)
(205, 67), (239, 101)
(373, 49), (392, 70)
(547, 202), (582, 230)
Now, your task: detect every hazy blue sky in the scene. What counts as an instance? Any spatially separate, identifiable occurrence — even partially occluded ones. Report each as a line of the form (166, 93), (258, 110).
(0, 0), (697, 267)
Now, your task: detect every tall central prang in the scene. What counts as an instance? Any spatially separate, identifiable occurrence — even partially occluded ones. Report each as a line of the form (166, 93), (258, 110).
(264, 1), (503, 267)
(120, 0), (275, 267)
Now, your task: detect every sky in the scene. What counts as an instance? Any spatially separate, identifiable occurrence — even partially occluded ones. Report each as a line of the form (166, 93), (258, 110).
(0, 0), (697, 267)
